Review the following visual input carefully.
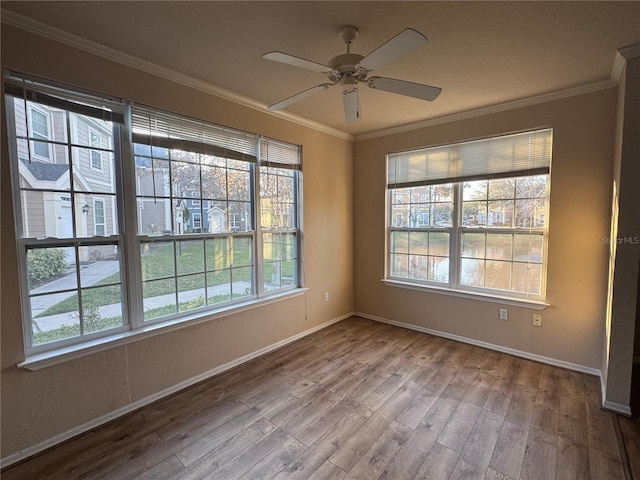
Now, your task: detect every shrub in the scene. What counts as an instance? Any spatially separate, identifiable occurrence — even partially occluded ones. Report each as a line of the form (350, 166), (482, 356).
(27, 249), (67, 285)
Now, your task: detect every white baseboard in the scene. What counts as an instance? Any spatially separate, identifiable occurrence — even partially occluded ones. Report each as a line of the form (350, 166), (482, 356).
(0, 312), (351, 469)
(603, 399), (632, 416)
(354, 311), (602, 377)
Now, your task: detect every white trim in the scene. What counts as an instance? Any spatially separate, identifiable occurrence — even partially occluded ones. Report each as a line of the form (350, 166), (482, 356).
(356, 80), (615, 141)
(0, 9), (353, 143)
(382, 279), (550, 310)
(603, 399), (632, 416)
(611, 51), (627, 86)
(1, 311), (351, 468)
(354, 311), (601, 377)
(619, 43), (640, 60)
(4, 9), (634, 145)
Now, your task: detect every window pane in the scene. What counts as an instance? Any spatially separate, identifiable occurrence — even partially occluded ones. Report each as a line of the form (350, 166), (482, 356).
(408, 255), (428, 280)
(391, 254), (408, 278)
(207, 270), (231, 304)
(485, 260), (512, 290)
(143, 278), (176, 320)
(135, 157), (170, 197)
(409, 231), (428, 255)
(176, 239), (205, 275)
(429, 232), (449, 257)
(177, 274), (206, 312)
(428, 256), (449, 283)
(141, 241), (175, 280)
(463, 181), (487, 201)
(462, 201), (487, 227)
(462, 233), (486, 258)
(206, 237), (231, 270)
(513, 234), (543, 263)
(460, 258), (484, 287)
(513, 263), (542, 295)
(233, 235), (253, 267)
(516, 175), (547, 199)
(81, 286), (123, 333)
(31, 294), (80, 346)
(172, 160), (200, 199)
(27, 246), (75, 294)
(391, 231), (409, 254)
(410, 185), (431, 203)
(515, 199), (543, 228)
(231, 266), (253, 296)
(488, 178), (515, 199)
(201, 161), (227, 200)
(228, 168), (251, 201)
(432, 184), (452, 202)
(486, 234), (513, 260)
(433, 203), (452, 227)
(228, 201), (251, 231)
(78, 245), (120, 286)
(137, 198), (172, 235)
(488, 200), (513, 227)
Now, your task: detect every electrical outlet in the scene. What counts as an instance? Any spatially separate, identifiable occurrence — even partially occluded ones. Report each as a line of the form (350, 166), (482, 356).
(533, 314), (542, 327)
(499, 308), (508, 320)
(324, 292), (329, 302)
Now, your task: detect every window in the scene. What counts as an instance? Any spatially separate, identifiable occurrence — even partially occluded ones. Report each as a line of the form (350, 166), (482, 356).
(387, 129), (552, 301)
(5, 73), (302, 355)
(89, 127), (103, 170)
(30, 107), (51, 159)
(259, 138), (301, 292)
(93, 198), (106, 236)
(192, 212), (202, 231)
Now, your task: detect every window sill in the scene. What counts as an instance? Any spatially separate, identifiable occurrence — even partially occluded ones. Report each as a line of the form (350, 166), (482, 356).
(382, 279), (549, 310)
(19, 288), (307, 371)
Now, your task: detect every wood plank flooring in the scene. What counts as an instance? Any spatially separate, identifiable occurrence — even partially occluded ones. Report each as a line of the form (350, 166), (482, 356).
(2, 316), (626, 480)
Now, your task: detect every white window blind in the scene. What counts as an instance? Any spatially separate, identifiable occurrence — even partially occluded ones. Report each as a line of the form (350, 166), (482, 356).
(131, 105), (258, 162)
(260, 137), (301, 169)
(4, 72), (125, 124)
(387, 128), (552, 188)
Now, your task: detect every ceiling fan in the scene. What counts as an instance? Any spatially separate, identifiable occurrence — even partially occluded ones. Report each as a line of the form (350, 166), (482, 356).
(263, 26), (441, 123)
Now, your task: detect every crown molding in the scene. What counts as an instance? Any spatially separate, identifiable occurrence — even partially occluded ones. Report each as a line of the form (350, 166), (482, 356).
(355, 79), (616, 141)
(0, 9), (354, 142)
(3, 9), (636, 145)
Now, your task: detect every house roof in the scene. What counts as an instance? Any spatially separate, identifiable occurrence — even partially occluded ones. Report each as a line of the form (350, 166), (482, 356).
(21, 158), (68, 182)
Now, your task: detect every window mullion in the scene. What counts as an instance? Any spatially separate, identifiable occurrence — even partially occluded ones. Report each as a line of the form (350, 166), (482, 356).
(450, 182), (462, 288)
(254, 151), (265, 297)
(120, 104), (143, 330)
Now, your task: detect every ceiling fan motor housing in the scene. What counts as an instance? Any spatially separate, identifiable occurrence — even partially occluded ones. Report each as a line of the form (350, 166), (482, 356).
(327, 53), (367, 84)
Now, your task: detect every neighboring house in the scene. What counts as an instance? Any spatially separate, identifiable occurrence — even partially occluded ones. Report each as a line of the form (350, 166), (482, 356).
(14, 101), (116, 262)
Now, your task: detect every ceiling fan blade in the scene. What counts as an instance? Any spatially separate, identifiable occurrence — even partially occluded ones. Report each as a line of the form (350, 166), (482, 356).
(263, 52), (331, 73)
(342, 88), (361, 123)
(267, 83), (332, 111)
(357, 28), (428, 72)
(367, 76), (442, 101)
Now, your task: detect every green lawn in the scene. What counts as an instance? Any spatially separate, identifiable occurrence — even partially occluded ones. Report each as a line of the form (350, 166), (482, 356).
(38, 238), (255, 317)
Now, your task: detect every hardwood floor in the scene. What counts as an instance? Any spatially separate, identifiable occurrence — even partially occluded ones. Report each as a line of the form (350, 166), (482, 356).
(2, 316), (626, 480)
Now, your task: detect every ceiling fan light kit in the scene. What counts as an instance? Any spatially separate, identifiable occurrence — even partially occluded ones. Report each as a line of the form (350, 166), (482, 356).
(263, 26), (442, 123)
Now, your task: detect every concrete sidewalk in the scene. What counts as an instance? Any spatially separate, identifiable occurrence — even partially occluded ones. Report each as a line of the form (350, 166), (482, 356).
(33, 280), (252, 332)
(30, 261), (121, 318)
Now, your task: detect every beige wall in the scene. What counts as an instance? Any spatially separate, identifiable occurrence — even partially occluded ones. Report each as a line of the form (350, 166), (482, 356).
(0, 25), (354, 460)
(354, 90), (617, 370)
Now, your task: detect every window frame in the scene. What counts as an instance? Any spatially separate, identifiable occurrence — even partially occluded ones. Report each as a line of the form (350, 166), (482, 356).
(5, 73), (304, 358)
(385, 130), (551, 305)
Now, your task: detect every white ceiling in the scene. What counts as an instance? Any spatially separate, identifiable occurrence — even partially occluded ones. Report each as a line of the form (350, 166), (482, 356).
(2, 1), (640, 137)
